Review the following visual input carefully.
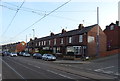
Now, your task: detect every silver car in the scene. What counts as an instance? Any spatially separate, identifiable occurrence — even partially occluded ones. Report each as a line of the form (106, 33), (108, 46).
(23, 53), (31, 57)
(10, 53), (17, 57)
(42, 54), (56, 61)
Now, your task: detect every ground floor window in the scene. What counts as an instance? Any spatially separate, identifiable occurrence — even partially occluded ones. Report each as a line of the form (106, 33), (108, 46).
(66, 46), (74, 55)
(53, 47), (61, 54)
(66, 46), (87, 56)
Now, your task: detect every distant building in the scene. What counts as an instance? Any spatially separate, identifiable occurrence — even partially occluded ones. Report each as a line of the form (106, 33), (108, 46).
(2, 41), (26, 52)
(28, 24), (106, 57)
(118, 1), (120, 26)
(104, 21), (120, 51)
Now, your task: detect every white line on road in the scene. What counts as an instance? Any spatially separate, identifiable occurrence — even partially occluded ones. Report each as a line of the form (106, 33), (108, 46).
(6, 58), (42, 75)
(94, 66), (115, 71)
(47, 70), (58, 75)
(0, 58), (26, 80)
(94, 66), (116, 75)
(47, 70), (73, 79)
(34, 65), (41, 68)
(28, 63), (32, 65)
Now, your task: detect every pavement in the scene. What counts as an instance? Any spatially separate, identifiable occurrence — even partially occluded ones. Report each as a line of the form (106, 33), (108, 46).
(54, 54), (119, 64)
(53, 60), (90, 64)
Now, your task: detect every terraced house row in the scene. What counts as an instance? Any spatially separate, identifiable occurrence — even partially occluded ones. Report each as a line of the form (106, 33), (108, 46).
(27, 24), (106, 58)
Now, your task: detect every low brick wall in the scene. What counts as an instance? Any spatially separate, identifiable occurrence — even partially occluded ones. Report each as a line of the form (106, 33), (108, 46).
(100, 49), (120, 57)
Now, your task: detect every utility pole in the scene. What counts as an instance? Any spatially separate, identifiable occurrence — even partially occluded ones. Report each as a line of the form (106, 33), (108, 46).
(96, 7), (99, 57)
(32, 29), (35, 39)
(97, 7), (99, 25)
(26, 35), (27, 43)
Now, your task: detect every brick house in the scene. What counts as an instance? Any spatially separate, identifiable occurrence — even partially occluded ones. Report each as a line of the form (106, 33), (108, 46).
(2, 42), (20, 52)
(28, 24), (106, 57)
(104, 21), (120, 51)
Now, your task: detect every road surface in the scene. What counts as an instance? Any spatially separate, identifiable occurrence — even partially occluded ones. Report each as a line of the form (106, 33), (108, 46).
(0, 55), (119, 81)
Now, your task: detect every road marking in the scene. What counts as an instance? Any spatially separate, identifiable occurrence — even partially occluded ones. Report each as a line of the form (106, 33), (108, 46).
(0, 58), (26, 80)
(58, 73), (73, 79)
(94, 66), (117, 75)
(47, 70), (58, 75)
(87, 69), (92, 70)
(94, 66), (115, 71)
(28, 63), (32, 65)
(47, 70), (73, 79)
(34, 65), (41, 68)
(6, 58), (42, 75)
(114, 72), (120, 76)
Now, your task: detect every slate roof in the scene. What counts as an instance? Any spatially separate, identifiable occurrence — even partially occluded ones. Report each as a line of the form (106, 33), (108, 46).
(34, 24), (98, 41)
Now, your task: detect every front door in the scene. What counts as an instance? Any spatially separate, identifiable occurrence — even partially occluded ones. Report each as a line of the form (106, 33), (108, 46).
(73, 46), (81, 55)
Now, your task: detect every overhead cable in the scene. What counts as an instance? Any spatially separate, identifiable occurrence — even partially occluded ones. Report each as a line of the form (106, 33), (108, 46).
(2, 0), (25, 36)
(13, 0), (71, 38)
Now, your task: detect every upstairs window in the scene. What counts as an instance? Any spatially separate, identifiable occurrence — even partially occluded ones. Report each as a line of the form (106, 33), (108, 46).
(69, 37), (72, 43)
(88, 36), (95, 43)
(36, 43), (37, 46)
(44, 41), (46, 45)
(54, 39), (56, 45)
(79, 35), (83, 42)
(49, 40), (51, 45)
(39, 42), (41, 46)
(61, 38), (63, 44)
(42, 41), (43, 46)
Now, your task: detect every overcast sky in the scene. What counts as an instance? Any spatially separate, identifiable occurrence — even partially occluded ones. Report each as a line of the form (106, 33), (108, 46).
(0, 0), (119, 45)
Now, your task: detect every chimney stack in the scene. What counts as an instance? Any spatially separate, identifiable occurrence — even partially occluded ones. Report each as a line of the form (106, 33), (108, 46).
(30, 38), (33, 41)
(62, 29), (66, 34)
(34, 37), (37, 40)
(78, 24), (84, 30)
(50, 32), (54, 36)
(116, 21), (119, 26)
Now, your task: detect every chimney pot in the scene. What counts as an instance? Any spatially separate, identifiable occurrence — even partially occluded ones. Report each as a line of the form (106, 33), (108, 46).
(116, 21), (119, 26)
(78, 24), (84, 29)
(50, 32), (54, 36)
(62, 29), (66, 33)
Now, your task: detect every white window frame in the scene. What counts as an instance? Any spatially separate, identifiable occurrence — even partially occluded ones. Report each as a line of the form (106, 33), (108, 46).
(39, 42), (41, 46)
(42, 41), (43, 46)
(61, 38), (63, 44)
(49, 40), (51, 45)
(88, 36), (95, 43)
(54, 39), (56, 45)
(69, 37), (72, 43)
(79, 35), (83, 42)
(36, 43), (37, 46)
(44, 41), (46, 45)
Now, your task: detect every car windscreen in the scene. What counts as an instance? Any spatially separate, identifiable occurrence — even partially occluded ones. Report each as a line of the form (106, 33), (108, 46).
(47, 54), (53, 56)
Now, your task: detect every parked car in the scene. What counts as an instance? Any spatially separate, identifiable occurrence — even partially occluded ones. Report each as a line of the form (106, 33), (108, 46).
(6, 52), (11, 56)
(33, 53), (42, 59)
(10, 53), (17, 57)
(19, 52), (26, 56)
(2, 51), (10, 56)
(23, 53), (31, 57)
(42, 54), (56, 61)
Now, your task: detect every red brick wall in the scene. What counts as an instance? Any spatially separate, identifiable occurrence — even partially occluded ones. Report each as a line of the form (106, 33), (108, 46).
(104, 25), (120, 50)
(88, 25), (107, 56)
(100, 49), (120, 57)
